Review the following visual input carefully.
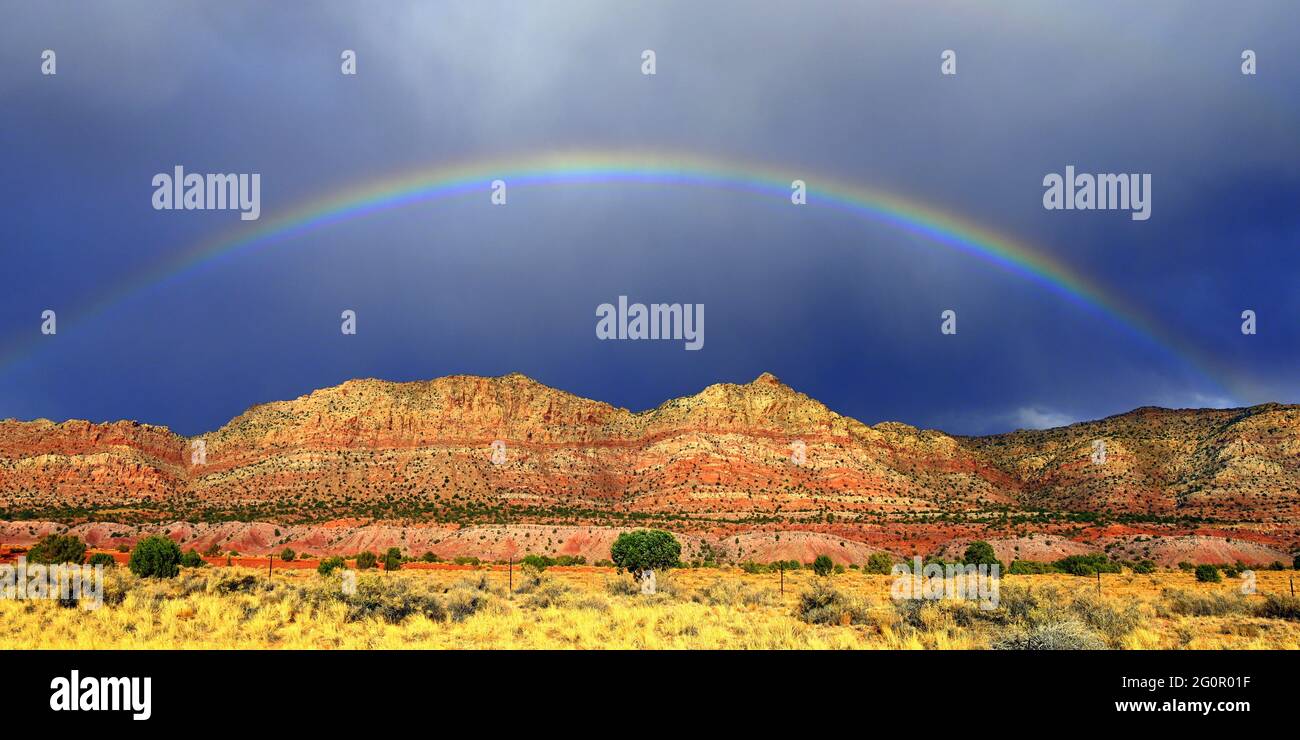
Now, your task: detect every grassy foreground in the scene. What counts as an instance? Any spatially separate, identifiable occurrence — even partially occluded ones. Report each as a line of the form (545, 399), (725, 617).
(3, 566), (1299, 649)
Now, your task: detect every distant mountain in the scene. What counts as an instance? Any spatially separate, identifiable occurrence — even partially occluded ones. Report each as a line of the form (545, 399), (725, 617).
(2, 373), (1297, 562)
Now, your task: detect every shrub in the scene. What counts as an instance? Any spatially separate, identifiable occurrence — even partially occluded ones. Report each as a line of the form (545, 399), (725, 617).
(446, 578), (500, 621)
(692, 579), (776, 608)
(991, 620), (1107, 650)
(1194, 564), (1221, 583)
(202, 542), (222, 557)
(864, 552), (894, 575)
(1132, 559), (1157, 574)
(180, 549), (206, 568)
(604, 576), (641, 596)
(382, 547), (403, 571)
(1255, 593), (1300, 621)
(129, 536), (182, 578)
(610, 530), (681, 577)
(27, 534), (86, 565)
(452, 556), (480, 566)
(354, 551), (377, 570)
(1054, 554), (1120, 576)
(318, 556), (346, 575)
(514, 563), (546, 594)
(1008, 560), (1059, 575)
(521, 580), (571, 609)
(796, 579), (870, 625)
(1069, 593), (1142, 645)
(521, 554), (550, 571)
(420, 552), (439, 563)
(87, 553), (116, 568)
(1162, 589), (1250, 617)
(1293, 555), (1300, 570)
(340, 577), (445, 624)
(812, 554), (834, 577)
(1177, 561), (1194, 572)
(963, 541), (1001, 569)
(216, 574), (258, 594)
(280, 548), (296, 562)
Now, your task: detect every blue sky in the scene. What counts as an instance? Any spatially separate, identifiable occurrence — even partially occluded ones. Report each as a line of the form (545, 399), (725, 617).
(1, 1), (1298, 436)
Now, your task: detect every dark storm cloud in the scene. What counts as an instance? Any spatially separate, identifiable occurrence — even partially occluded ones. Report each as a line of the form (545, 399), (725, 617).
(1, 1), (1297, 435)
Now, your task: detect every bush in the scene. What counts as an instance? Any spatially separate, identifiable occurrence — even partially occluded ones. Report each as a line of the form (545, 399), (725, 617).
(217, 574), (258, 594)
(129, 536), (182, 578)
(27, 534), (86, 565)
(1255, 593), (1300, 621)
(1162, 589), (1250, 617)
(1293, 555), (1300, 570)
(420, 552), (439, 563)
(1195, 564), (1221, 583)
(354, 551), (377, 570)
(610, 530), (681, 576)
(963, 541), (1001, 569)
(521, 554), (550, 571)
(812, 554), (834, 577)
(1069, 593), (1141, 645)
(340, 577), (445, 624)
(446, 577), (500, 621)
(1132, 559), (1157, 574)
(991, 620), (1107, 650)
(180, 549), (206, 568)
(1177, 561), (1194, 572)
(452, 556), (480, 566)
(382, 547), (403, 571)
(202, 542), (222, 557)
(87, 553), (116, 568)
(521, 579), (571, 609)
(1054, 554), (1121, 577)
(864, 552), (894, 575)
(1008, 560), (1059, 575)
(691, 578), (776, 607)
(280, 548), (296, 562)
(318, 556), (346, 575)
(796, 579), (869, 625)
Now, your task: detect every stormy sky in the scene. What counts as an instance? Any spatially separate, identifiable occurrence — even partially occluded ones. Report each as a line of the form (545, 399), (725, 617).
(1, 1), (1297, 436)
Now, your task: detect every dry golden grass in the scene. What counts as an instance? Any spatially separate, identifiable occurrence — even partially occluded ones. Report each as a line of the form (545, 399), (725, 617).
(2, 566), (1298, 649)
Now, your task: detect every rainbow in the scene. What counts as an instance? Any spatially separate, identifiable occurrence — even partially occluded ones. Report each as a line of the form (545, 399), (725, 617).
(0, 149), (1229, 394)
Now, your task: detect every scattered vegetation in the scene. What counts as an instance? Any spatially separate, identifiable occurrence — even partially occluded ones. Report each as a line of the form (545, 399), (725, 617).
(26, 534), (86, 565)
